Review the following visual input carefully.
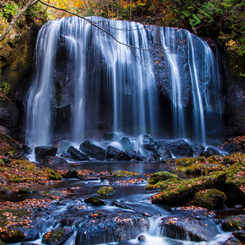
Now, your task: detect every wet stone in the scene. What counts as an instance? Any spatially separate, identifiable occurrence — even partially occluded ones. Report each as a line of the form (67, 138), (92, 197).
(233, 230), (245, 242)
(67, 146), (90, 161)
(84, 197), (105, 206)
(224, 237), (242, 245)
(76, 211), (149, 245)
(42, 227), (73, 245)
(160, 216), (219, 242)
(80, 140), (106, 160)
(35, 146), (57, 159)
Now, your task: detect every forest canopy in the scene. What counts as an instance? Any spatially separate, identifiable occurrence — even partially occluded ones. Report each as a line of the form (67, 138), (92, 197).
(0, 0), (245, 56)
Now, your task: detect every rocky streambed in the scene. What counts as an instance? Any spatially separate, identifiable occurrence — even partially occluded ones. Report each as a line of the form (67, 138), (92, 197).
(1, 134), (245, 245)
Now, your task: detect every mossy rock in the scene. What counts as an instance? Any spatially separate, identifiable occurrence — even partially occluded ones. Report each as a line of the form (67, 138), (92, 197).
(109, 170), (140, 177)
(175, 157), (195, 166)
(97, 186), (114, 196)
(42, 227), (73, 245)
(151, 172), (226, 205)
(193, 189), (227, 210)
(222, 215), (245, 231)
(84, 197), (105, 206)
(146, 178), (180, 190)
(222, 153), (243, 165)
(19, 188), (34, 194)
(175, 163), (227, 175)
(148, 171), (181, 185)
(226, 159), (245, 188)
(46, 168), (62, 180)
(66, 168), (78, 178)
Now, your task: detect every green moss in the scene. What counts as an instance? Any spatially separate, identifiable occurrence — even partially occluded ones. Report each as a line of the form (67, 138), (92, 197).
(207, 155), (220, 164)
(222, 215), (245, 231)
(97, 186), (114, 196)
(175, 163), (227, 175)
(151, 171), (226, 205)
(148, 171), (181, 185)
(193, 189), (227, 210)
(226, 159), (245, 188)
(109, 170), (140, 177)
(46, 168), (63, 180)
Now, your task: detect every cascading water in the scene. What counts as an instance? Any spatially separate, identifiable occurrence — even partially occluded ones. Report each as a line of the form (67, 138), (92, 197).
(26, 16), (222, 146)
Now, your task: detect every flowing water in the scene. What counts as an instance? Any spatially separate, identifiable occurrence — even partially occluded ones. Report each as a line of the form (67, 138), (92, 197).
(26, 16), (222, 147)
(7, 162), (232, 245)
(21, 17), (228, 245)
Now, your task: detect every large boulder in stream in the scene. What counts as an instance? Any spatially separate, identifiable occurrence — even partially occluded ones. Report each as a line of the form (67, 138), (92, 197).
(164, 139), (194, 157)
(80, 140), (106, 160)
(42, 227), (73, 245)
(106, 145), (133, 161)
(160, 216), (219, 241)
(76, 210), (149, 245)
(67, 146), (90, 161)
(34, 146), (57, 159)
(151, 172), (226, 205)
(119, 137), (133, 151)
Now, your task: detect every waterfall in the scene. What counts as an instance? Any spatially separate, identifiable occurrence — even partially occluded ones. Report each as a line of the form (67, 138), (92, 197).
(26, 17), (222, 146)
(26, 20), (61, 146)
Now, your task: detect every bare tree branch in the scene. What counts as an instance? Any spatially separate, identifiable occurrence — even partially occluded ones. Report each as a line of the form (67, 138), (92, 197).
(0, 0), (38, 42)
(37, 0), (152, 52)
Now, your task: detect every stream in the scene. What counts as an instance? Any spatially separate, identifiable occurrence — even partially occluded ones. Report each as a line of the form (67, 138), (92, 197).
(4, 161), (234, 245)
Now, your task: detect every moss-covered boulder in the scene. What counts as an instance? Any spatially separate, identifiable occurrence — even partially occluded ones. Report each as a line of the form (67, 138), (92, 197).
(97, 186), (114, 196)
(151, 172), (226, 205)
(193, 189), (227, 210)
(42, 227), (73, 245)
(222, 215), (245, 231)
(160, 216), (219, 241)
(148, 171), (181, 185)
(84, 197), (105, 206)
(146, 178), (180, 190)
(174, 156), (227, 175)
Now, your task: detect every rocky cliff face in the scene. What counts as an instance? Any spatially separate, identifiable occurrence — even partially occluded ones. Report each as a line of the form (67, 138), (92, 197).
(0, 1), (47, 140)
(220, 48), (245, 137)
(0, 14), (244, 142)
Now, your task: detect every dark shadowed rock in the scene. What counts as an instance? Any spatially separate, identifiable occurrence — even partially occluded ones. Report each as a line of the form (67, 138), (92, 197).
(42, 227), (73, 245)
(0, 96), (19, 134)
(119, 137), (133, 151)
(201, 147), (220, 158)
(160, 216), (219, 241)
(142, 134), (155, 151)
(76, 211), (149, 245)
(80, 140), (106, 160)
(43, 156), (68, 165)
(84, 197), (105, 206)
(124, 149), (136, 159)
(156, 146), (172, 162)
(106, 145), (131, 161)
(35, 146), (57, 159)
(67, 146), (90, 161)
(165, 139), (193, 157)
(192, 144), (205, 156)
(221, 182), (245, 205)
(233, 230), (245, 242)
(66, 168), (78, 178)
(222, 215), (245, 231)
(224, 237), (242, 245)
